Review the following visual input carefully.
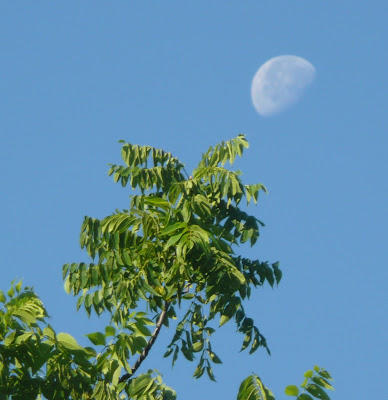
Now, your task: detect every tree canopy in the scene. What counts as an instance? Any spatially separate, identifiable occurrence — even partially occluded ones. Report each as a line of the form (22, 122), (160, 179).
(0, 135), (334, 400)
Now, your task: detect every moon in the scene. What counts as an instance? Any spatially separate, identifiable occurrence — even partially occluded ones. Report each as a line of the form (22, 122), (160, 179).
(251, 55), (316, 117)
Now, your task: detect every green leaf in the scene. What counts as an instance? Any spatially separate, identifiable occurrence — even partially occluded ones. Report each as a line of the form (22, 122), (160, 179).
(134, 321), (152, 337)
(240, 331), (253, 351)
(163, 347), (174, 358)
(141, 281), (161, 297)
(172, 346), (179, 366)
(144, 196), (170, 208)
(15, 280), (22, 293)
(237, 374), (275, 400)
(57, 332), (83, 351)
(192, 342), (204, 352)
(4, 331), (16, 346)
(13, 310), (36, 325)
(231, 268), (246, 284)
(64, 276), (71, 294)
(312, 377), (334, 391)
(15, 332), (33, 344)
(301, 378), (309, 388)
(304, 370), (314, 378)
(285, 385), (299, 396)
(112, 363), (122, 386)
(206, 366), (216, 382)
(43, 325), (56, 340)
(193, 365), (204, 379)
(105, 326), (116, 337)
(317, 370), (333, 380)
(85, 293), (93, 307)
(132, 336), (148, 354)
(7, 285), (14, 298)
(84, 346), (97, 357)
(219, 314), (231, 327)
(96, 349), (110, 370)
(273, 262), (282, 284)
(181, 346), (195, 361)
(86, 331), (106, 346)
(165, 231), (185, 249)
(129, 373), (154, 396)
(306, 384), (330, 400)
(161, 222), (187, 236)
(298, 394), (314, 400)
(91, 266), (99, 285)
(210, 352), (222, 364)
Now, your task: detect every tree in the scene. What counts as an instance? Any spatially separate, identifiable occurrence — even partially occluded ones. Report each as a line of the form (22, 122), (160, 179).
(0, 135), (334, 399)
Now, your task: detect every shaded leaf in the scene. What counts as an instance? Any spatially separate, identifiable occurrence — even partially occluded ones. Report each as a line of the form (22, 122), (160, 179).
(86, 331), (106, 346)
(312, 377), (334, 391)
(306, 384), (330, 400)
(298, 394), (314, 400)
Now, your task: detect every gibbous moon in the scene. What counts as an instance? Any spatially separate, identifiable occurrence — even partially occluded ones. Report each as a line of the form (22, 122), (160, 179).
(251, 55), (316, 117)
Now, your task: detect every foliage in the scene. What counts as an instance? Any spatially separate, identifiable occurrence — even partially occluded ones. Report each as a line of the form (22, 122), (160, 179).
(284, 366), (334, 400)
(237, 366), (334, 400)
(0, 281), (96, 399)
(63, 134), (279, 382)
(0, 136), (334, 399)
(0, 282), (175, 399)
(237, 373), (276, 400)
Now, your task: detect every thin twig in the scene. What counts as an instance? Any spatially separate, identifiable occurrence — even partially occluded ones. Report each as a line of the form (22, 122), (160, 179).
(119, 301), (171, 384)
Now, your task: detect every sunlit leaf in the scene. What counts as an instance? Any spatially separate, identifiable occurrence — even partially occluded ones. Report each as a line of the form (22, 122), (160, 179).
(285, 385), (299, 396)
(304, 370), (313, 378)
(105, 325), (116, 337)
(219, 314), (231, 327)
(57, 332), (83, 351)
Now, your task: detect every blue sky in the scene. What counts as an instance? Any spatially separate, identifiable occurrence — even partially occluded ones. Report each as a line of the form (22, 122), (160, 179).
(1, 2), (387, 399)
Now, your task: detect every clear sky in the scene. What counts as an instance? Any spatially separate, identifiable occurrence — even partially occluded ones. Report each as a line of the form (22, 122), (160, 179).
(1, 2), (387, 399)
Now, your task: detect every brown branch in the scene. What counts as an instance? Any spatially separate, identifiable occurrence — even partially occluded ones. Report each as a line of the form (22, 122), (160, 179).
(119, 301), (171, 384)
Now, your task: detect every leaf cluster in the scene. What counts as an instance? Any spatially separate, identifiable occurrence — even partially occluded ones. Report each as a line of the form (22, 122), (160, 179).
(0, 282), (95, 399)
(63, 135), (280, 383)
(284, 366), (334, 400)
(0, 282), (176, 399)
(237, 365), (334, 400)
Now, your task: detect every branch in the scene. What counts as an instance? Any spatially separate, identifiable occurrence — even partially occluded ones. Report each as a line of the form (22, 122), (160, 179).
(119, 301), (171, 384)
